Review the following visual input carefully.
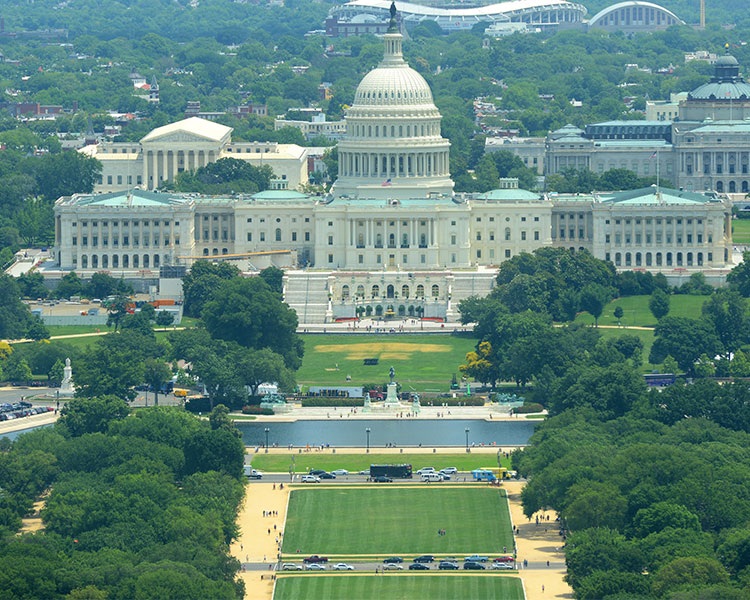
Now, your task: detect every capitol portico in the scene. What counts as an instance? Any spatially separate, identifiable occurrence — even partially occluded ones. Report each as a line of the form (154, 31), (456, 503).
(51, 5), (734, 323)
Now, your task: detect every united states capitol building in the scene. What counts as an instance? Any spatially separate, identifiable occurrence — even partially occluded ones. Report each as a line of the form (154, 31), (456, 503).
(51, 9), (733, 323)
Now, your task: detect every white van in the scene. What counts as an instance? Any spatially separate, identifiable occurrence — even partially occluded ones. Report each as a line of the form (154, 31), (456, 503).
(421, 472), (443, 482)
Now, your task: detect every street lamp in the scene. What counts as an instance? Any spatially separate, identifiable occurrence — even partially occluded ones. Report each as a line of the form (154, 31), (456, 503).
(465, 427), (470, 453)
(366, 427), (371, 453)
(264, 427), (270, 453)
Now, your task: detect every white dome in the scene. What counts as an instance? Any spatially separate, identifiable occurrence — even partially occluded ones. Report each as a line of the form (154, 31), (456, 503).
(354, 65), (434, 107)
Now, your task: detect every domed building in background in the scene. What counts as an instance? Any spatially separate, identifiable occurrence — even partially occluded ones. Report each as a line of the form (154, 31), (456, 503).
(332, 14), (453, 200)
(50, 5), (733, 324)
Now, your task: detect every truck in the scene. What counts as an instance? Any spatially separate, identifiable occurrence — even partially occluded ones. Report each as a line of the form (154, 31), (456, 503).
(370, 464), (413, 479)
(243, 465), (263, 479)
(472, 469), (498, 482)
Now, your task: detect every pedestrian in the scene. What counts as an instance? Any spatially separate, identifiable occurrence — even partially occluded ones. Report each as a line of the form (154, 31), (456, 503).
(546, 560), (550, 567)
(273, 484), (276, 490)
(268, 528), (271, 535)
(263, 510), (266, 517)
(274, 524), (277, 530)
(542, 585), (545, 593)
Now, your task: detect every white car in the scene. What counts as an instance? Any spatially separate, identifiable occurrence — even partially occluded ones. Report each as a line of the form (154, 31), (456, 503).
(416, 467), (436, 475)
(331, 469), (349, 476)
(440, 467), (458, 475)
(421, 472), (444, 482)
(282, 563), (303, 571)
(306, 563), (327, 570)
(384, 563), (404, 570)
(333, 563), (354, 570)
(359, 470), (370, 475)
(302, 475), (321, 483)
(491, 562), (514, 570)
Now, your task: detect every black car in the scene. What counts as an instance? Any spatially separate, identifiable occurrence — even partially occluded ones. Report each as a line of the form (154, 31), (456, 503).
(309, 469), (327, 476)
(438, 561), (459, 570)
(373, 476), (392, 483)
(464, 562), (486, 570)
(409, 563), (430, 570)
(383, 557), (403, 564)
(414, 555), (434, 563)
(318, 472), (336, 479)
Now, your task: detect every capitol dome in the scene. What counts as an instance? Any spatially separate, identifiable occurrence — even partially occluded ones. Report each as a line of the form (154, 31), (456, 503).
(688, 50), (750, 101)
(332, 3), (454, 201)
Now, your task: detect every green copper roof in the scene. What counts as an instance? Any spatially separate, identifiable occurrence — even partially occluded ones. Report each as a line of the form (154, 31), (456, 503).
(599, 186), (720, 205)
(477, 189), (541, 201)
(251, 190), (310, 200)
(76, 190), (188, 207)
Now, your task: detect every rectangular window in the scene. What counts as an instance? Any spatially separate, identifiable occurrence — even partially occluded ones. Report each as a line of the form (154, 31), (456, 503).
(72, 236), (77, 246)
(403, 255), (407, 264)
(490, 249), (495, 259)
(534, 231), (539, 241)
(92, 236), (98, 247)
(117, 175), (122, 185)
(247, 232), (252, 242)
(328, 235), (333, 245)
(606, 234), (611, 244)
(328, 254), (333, 263)
(521, 231), (526, 241)
(107, 175), (112, 185)
(477, 250), (481, 259)
(420, 254), (426, 264)
(698, 234), (703, 243)
(377, 255), (381, 264)
(260, 232), (265, 241)
(476, 232), (481, 241)
(305, 232), (310, 241)
(687, 234), (692, 243)
(451, 235), (456, 245)
(505, 249), (511, 258)
(358, 255), (363, 264)
(292, 232), (297, 241)
(489, 232), (494, 241)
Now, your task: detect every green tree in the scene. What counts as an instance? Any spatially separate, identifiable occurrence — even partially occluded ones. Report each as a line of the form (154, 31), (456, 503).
(143, 358), (171, 406)
(580, 283), (611, 327)
(33, 150), (102, 201)
(0, 274), (32, 339)
(632, 502), (701, 537)
(730, 350), (750, 378)
(259, 266), (284, 297)
(233, 346), (295, 396)
(27, 315), (49, 341)
(182, 261), (239, 318)
(156, 310), (175, 327)
(694, 354), (716, 378)
(460, 341), (497, 387)
(663, 355), (679, 375)
(49, 358), (65, 385)
(651, 557), (730, 598)
(54, 271), (83, 299)
(727, 250), (750, 297)
(614, 305), (624, 322)
(58, 395), (130, 437)
(702, 290), (750, 358)
(4, 356), (32, 383)
(650, 317), (722, 374)
(105, 294), (131, 331)
(649, 288), (671, 320)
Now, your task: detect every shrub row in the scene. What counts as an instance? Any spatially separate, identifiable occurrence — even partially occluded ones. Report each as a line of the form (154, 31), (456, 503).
(241, 405), (274, 415)
(513, 402), (544, 414)
(300, 398), (364, 407)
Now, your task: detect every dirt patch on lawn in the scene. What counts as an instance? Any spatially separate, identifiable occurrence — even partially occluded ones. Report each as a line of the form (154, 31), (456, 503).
(315, 343), (452, 361)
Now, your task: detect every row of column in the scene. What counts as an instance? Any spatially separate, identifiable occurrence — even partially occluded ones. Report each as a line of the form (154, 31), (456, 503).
(682, 151), (750, 175)
(606, 216), (710, 246)
(347, 218), (436, 248)
(339, 150), (449, 179)
(143, 149), (217, 190)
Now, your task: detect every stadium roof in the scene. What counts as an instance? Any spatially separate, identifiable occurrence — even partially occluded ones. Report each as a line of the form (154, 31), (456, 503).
(589, 1), (683, 26)
(337, 0), (585, 18)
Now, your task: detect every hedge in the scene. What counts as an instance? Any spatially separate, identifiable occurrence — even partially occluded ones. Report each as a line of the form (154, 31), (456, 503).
(241, 405), (274, 415)
(512, 403), (544, 414)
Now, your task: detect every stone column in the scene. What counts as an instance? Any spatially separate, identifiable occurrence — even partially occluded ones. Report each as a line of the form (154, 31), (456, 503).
(161, 150), (168, 186)
(142, 150), (149, 190)
(172, 151), (179, 183)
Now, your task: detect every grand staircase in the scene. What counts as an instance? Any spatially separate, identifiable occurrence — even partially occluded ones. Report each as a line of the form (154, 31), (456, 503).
(284, 271), (331, 324)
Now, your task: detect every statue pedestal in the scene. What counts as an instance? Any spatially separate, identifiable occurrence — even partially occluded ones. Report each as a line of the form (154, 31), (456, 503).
(59, 358), (75, 397)
(384, 382), (400, 407)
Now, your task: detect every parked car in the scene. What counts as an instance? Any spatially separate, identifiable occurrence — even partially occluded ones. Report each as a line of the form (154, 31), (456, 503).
(493, 556), (514, 563)
(384, 563), (404, 570)
(440, 467), (458, 475)
(438, 561), (459, 570)
(464, 562), (486, 570)
(282, 563), (303, 570)
(318, 472), (336, 479)
(372, 476), (392, 483)
(413, 555), (434, 563)
(302, 475), (320, 483)
(333, 563), (354, 571)
(306, 563), (326, 570)
(358, 469), (370, 475)
(465, 555), (489, 563)
(303, 555), (329, 563)
(331, 469), (349, 475)
(383, 557), (403, 564)
(416, 467), (436, 475)
(491, 562), (514, 570)
(409, 563), (430, 570)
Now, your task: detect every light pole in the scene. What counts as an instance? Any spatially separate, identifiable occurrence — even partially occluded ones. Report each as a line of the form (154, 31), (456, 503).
(465, 427), (470, 453)
(497, 449), (502, 469)
(366, 427), (371, 453)
(264, 427), (270, 453)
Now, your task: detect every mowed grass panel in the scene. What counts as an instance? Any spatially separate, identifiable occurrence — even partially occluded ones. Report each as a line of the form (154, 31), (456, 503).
(573, 294), (708, 328)
(282, 488), (512, 555)
(273, 575), (524, 600)
(251, 453), (511, 473)
(297, 334), (477, 392)
(732, 219), (750, 244)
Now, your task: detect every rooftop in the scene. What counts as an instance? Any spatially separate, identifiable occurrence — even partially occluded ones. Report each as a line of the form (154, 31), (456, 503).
(141, 117), (232, 144)
(599, 186), (721, 205)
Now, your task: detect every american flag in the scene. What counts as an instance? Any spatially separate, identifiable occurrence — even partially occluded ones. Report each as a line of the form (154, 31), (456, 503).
(381, 178), (392, 187)
(649, 151), (657, 159)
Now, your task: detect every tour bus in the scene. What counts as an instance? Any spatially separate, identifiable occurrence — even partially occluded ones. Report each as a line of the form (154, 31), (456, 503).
(472, 469), (498, 482)
(370, 464), (413, 479)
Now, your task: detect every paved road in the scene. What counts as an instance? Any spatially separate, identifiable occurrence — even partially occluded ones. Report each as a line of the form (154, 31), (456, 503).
(241, 560), (563, 572)
(245, 473), (491, 484)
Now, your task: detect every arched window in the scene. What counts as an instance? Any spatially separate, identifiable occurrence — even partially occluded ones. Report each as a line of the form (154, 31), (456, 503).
(697, 252), (703, 266)
(123, 255), (129, 268)
(666, 252), (673, 266)
(625, 252), (632, 266)
(615, 252), (621, 266)
(372, 285), (380, 298)
(358, 233), (364, 247)
(133, 255), (139, 268)
(687, 252), (693, 266)
(203, 248), (209, 256)
(401, 285), (409, 298)
(743, 181), (749, 193)
(375, 305), (383, 316)
(717, 181), (724, 192)
(275, 228), (282, 241)
(656, 252), (662, 266)
(402, 233), (408, 247)
(386, 284), (395, 298)
(112, 255), (119, 268)
(729, 181), (736, 193)
(416, 284), (424, 297)
(376, 233), (383, 248)
(154, 254), (160, 267)
(431, 284), (439, 298)
(635, 252), (642, 266)
(143, 254), (149, 268)
(102, 255), (109, 268)
(398, 305), (405, 316)
(388, 233), (395, 248)
(212, 248), (218, 255)
(420, 234), (426, 247)
(342, 285), (350, 299)
(221, 248), (228, 255)
(81, 255), (88, 268)
(676, 252), (683, 266)
(92, 254), (98, 268)
(645, 252), (652, 266)
(356, 285), (364, 297)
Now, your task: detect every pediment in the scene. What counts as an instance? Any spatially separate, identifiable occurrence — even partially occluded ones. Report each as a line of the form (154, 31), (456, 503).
(142, 131), (219, 145)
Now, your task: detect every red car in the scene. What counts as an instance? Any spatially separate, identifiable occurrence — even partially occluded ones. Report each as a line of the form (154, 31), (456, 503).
(493, 556), (514, 563)
(303, 555), (329, 563)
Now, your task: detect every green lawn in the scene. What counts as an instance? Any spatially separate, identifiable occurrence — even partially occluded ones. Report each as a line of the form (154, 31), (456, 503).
(296, 334), (477, 393)
(273, 576), (524, 600)
(250, 453), (511, 473)
(573, 294), (708, 328)
(282, 488), (513, 555)
(732, 218), (750, 244)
